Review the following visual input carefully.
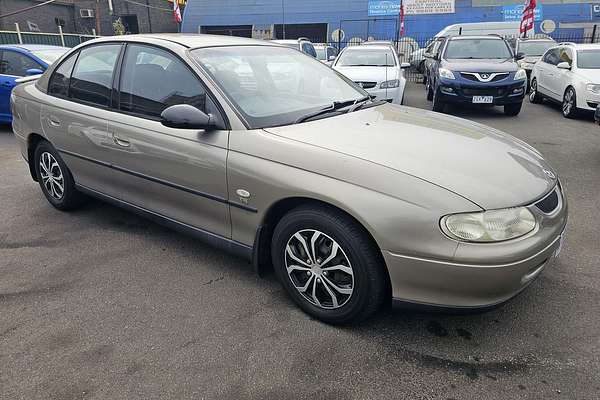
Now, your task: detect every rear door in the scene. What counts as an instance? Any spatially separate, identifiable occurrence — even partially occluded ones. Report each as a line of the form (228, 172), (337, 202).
(41, 43), (123, 197)
(104, 43), (231, 238)
(0, 49), (43, 120)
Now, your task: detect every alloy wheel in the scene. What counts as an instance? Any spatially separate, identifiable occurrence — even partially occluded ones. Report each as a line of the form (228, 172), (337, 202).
(284, 229), (354, 309)
(563, 89), (574, 116)
(39, 152), (64, 200)
(529, 81), (537, 102)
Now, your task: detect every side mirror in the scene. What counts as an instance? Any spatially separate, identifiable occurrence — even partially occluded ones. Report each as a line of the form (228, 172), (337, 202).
(400, 62), (411, 69)
(160, 104), (214, 130)
(557, 61), (571, 70)
(328, 55), (336, 61)
(26, 68), (44, 76)
(515, 52), (525, 61)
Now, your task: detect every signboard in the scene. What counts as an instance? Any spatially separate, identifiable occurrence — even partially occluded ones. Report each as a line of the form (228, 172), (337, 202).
(502, 4), (543, 22)
(368, 0), (455, 16)
(592, 4), (600, 20)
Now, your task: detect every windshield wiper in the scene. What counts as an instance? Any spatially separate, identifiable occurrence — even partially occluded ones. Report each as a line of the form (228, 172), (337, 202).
(347, 96), (386, 113)
(295, 98), (363, 124)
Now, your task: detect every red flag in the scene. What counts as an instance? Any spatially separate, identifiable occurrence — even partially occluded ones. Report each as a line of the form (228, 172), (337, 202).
(520, 0), (536, 36)
(399, 1), (405, 36)
(173, 0), (182, 24)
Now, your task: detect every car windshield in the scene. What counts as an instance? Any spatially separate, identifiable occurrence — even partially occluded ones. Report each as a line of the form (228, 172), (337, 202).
(191, 46), (366, 128)
(31, 48), (68, 64)
(577, 50), (600, 69)
(445, 39), (512, 59)
(519, 41), (555, 56)
(315, 47), (326, 60)
(336, 48), (396, 66)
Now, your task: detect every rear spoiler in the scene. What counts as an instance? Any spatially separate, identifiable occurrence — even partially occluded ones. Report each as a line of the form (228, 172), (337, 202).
(15, 74), (42, 84)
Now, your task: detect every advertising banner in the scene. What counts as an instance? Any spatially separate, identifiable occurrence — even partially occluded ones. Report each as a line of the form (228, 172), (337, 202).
(368, 0), (455, 16)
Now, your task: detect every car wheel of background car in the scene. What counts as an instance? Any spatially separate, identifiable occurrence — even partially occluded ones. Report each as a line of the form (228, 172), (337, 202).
(271, 204), (388, 324)
(34, 141), (85, 211)
(432, 89), (445, 112)
(504, 102), (522, 116)
(426, 78), (434, 101)
(529, 78), (543, 104)
(562, 87), (578, 119)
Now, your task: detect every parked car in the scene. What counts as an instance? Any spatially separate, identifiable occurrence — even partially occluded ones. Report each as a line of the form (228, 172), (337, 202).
(513, 37), (556, 91)
(426, 35), (526, 115)
(529, 43), (600, 118)
(410, 21), (521, 74)
(272, 38), (317, 58)
(12, 34), (567, 324)
(314, 43), (338, 65)
(0, 44), (68, 123)
(333, 45), (409, 104)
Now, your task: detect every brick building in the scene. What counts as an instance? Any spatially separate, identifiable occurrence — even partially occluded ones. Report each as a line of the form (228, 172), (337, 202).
(0, 0), (182, 35)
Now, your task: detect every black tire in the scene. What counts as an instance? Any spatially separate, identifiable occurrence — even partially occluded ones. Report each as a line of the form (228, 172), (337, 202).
(504, 102), (522, 116)
(33, 140), (85, 211)
(271, 205), (388, 324)
(562, 87), (578, 119)
(426, 78), (434, 101)
(432, 88), (445, 112)
(529, 78), (543, 104)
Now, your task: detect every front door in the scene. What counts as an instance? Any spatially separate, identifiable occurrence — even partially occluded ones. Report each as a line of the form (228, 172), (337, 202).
(0, 50), (43, 121)
(104, 43), (231, 238)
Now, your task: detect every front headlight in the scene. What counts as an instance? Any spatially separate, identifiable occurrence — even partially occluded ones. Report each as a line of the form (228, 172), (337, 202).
(380, 79), (400, 89)
(586, 83), (600, 94)
(514, 69), (527, 81)
(442, 207), (536, 242)
(439, 68), (456, 80)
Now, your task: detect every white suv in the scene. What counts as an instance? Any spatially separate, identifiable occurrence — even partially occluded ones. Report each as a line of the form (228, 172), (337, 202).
(529, 43), (600, 118)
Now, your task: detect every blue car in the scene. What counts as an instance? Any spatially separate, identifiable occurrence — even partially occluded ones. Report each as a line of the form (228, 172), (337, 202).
(0, 44), (69, 123)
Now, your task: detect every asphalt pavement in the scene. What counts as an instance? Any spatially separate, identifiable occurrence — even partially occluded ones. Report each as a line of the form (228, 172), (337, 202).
(1, 83), (599, 399)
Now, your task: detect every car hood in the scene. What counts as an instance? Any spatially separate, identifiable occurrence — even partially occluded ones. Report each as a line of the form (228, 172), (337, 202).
(443, 58), (519, 73)
(264, 104), (556, 209)
(519, 56), (542, 64)
(574, 68), (600, 83)
(333, 66), (399, 83)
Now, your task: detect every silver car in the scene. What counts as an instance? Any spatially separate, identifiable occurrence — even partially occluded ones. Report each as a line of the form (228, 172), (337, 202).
(11, 34), (568, 324)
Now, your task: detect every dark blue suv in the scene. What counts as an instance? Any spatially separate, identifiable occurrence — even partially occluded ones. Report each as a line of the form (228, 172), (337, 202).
(425, 35), (526, 116)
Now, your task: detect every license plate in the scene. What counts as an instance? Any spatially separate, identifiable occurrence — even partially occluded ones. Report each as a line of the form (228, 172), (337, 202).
(472, 96), (493, 104)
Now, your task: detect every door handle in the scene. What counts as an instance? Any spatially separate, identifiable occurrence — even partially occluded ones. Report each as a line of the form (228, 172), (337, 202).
(48, 116), (61, 127)
(113, 134), (130, 147)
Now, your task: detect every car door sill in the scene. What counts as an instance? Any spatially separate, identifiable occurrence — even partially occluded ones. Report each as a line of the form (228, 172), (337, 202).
(75, 183), (253, 261)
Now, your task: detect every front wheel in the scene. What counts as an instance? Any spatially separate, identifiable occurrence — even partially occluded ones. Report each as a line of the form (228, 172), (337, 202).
(562, 87), (578, 119)
(529, 78), (543, 104)
(271, 205), (388, 324)
(504, 102), (522, 116)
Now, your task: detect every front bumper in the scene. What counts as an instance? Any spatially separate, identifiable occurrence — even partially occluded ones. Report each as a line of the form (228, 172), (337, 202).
(437, 77), (526, 106)
(384, 184), (568, 309)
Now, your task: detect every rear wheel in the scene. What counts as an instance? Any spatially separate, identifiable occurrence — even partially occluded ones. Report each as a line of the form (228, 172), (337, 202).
(562, 87), (578, 119)
(529, 78), (543, 104)
(504, 102), (522, 116)
(271, 205), (387, 324)
(33, 141), (85, 211)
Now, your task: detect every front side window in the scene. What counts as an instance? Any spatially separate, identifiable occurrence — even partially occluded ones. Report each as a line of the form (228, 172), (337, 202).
(0, 50), (42, 76)
(191, 46), (365, 128)
(559, 48), (573, 64)
(543, 48), (560, 65)
(70, 44), (121, 107)
(48, 51), (78, 97)
(577, 50), (600, 69)
(336, 48), (396, 67)
(444, 39), (512, 60)
(119, 44), (209, 118)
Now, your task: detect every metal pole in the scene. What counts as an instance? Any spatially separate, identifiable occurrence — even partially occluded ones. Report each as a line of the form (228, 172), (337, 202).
(15, 22), (23, 44)
(58, 24), (65, 46)
(592, 24), (597, 43)
(95, 0), (101, 36)
(338, 20), (342, 50)
(145, 0), (152, 33)
(281, 0), (286, 39)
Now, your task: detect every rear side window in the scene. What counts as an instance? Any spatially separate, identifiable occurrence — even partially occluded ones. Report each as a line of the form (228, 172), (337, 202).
(0, 50), (42, 76)
(118, 44), (208, 118)
(48, 52), (78, 97)
(70, 44), (121, 107)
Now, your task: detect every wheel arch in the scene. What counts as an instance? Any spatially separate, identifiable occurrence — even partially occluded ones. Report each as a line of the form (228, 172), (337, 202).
(253, 196), (392, 300)
(27, 133), (47, 182)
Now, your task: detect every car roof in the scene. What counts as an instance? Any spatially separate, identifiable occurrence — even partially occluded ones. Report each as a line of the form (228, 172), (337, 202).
(448, 35), (505, 41)
(563, 43), (600, 50)
(0, 44), (69, 52)
(89, 33), (275, 48)
(344, 45), (393, 51)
